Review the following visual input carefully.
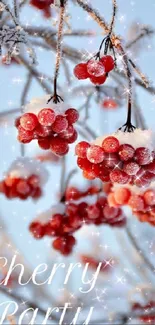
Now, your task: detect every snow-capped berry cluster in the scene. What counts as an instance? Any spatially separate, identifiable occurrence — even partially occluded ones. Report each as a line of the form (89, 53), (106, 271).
(74, 55), (114, 85)
(0, 158), (48, 201)
(76, 129), (155, 187)
(15, 96), (79, 156)
(30, 0), (54, 18)
(132, 301), (155, 324)
(29, 190), (126, 254)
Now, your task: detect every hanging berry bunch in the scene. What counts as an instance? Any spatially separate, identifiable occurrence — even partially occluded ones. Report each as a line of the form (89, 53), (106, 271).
(75, 129), (155, 187)
(29, 181), (126, 255)
(15, 96), (79, 156)
(74, 54), (115, 85)
(0, 158), (48, 200)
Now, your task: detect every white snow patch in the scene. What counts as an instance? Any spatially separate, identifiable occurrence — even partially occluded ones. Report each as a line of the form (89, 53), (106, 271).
(35, 203), (65, 224)
(93, 129), (155, 150)
(24, 95), (70, 116)
(6, 157), (49, 185)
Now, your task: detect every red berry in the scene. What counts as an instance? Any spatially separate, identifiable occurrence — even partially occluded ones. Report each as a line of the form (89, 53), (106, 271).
(50, 137), (69, 156)
(17, 125), (34, 143)
(102, 99), (117, 109)
(52, 235), (76, 255)
(110, 169), (130, 184)
(144, 161), (155, 174)
(50, 214), (63, 230)
(65, 108), (79, 124)
(29, 222), (45, 239)
(103, 206), (119, 219)
(123, 161), (140, 175)
(77, 157), (93, 171)
(100, 55), (115, 72)
(119, 144), (135, 161)
(114, 187), (131, 205)
(31, 187), (42, 200)
(65, 187), (81, 201)
(16, 179), (31, 196)
(104, 153), (120, 168)
(52, 115), (68, 133)
(83, 170), (96, 180)
(135, 147), (152, 165)
(28, 175), (40, 188)
(102, 136), (120, 153)
(59, 125), (74, 139)
(67, 129), (78, 144)
(38, 137), (51, 150)
(143, 190), (155, 206)
(107, 193), (119, 207)
(38, 108), (55, 126)
(34, 125), (52, 138)
(128, 195), (145, 211)
(87, 60), (105, 77)
(87, 145), (104, 164)
(75, 141), (90, 158)
(74, 63), (89, 80)
(87, 204), (100, 219)
(89, 74), (106, 85)
(20, 113), (38, 131)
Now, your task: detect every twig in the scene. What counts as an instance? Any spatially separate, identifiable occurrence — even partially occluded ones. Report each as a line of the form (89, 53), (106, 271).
(126, 27), (155, 49)
(48, 0), (68, 104)
(126, 225), (155, 274)
(109, 0), (117, 35)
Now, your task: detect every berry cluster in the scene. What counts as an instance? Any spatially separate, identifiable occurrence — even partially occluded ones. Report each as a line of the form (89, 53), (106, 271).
(15, 107), (79, 156)
(108, 187), (155, 226)
(75, 132), (155, 187)
(74, 55), (114, 85)
(0, 174), (42, 200)
(132, 301), (155, 324)
(30, 0), (54, 18)
(29, 194), (126, 255)
(0, 158), (48, 201)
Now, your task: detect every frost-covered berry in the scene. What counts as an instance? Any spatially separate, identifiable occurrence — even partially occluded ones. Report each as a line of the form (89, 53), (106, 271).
(65, 108), (79, 124)
(74, 63), (89, 80)
(50, 137), (69, 155)
(110, 169), (130, 184)
(123, 161), (140, 175)
(100, 55), (115, 72)
(135, 147), (152, 165)
(87, 60), (105, 77)
(87, 145), (104, 164)
(102, 136), (120, 153)
(52, 115), (68, 133)
(20, 113), (38, 131)
(38, 108), (55, 126)
(89, 74), (107, 85)
(119, 144), (135, 161)
(75, 141), (90, 158)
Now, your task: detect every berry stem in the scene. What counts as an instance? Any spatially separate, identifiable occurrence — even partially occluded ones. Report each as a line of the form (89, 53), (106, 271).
(47, 0), (67, 104)
(118, 45), (136, 132)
